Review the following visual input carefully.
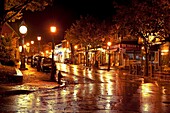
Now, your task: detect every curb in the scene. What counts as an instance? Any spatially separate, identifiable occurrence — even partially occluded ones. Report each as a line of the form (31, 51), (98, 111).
(7, 68), (23, 83)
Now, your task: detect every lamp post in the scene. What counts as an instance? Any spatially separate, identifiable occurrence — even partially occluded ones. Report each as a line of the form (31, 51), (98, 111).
(30, 41), (34, 67)
(26, 42), (30, 54)
(107, 41), (112, 71)
(37, 36), (41, 71)
(37, 36), (41, 54)
(50, 26), (57, 81)
(19, 21), (28, 70)
(31, 41), (34, 55)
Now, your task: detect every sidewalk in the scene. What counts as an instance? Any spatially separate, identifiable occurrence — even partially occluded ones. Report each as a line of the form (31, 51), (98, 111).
(99, 64), (170, 82)
(0, 64), (60, 96)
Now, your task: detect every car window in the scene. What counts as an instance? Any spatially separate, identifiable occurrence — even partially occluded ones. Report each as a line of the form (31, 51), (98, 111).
(44, 58), (52, 63)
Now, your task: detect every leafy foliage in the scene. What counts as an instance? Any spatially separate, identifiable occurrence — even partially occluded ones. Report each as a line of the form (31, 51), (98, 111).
(113, 0), (170, 42)
(65, 15), (110, 49)
(113, 0), (170, 76)
(0, 65), (16, 81)
(0, 0), (52, 27)
(0, 35), (14, 65)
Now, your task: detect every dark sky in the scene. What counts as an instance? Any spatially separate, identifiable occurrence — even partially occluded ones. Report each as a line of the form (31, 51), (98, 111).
(23, 0), (115, 45)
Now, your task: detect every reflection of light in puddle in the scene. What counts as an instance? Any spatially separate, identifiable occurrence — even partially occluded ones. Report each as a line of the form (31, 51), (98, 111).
(87, 72), (93, 80)
(105, 101), (111, 109)
(73, 76), (78, 82)
(141, 83), (152, 97)
(140, 83), (157, 112)
(106, 83), (114, 95)
(99, 71), (115, 83)
(100, 84), (104, 95)
(162, 86), (166, 94)
(73, 90), (78, 97)
(16, 94), (35, 109)
(107, 76), (113, 83)
(143, 103), (149, 111)
(89, 84), (94, 94)
(73, 66), (78, 76)
(100, 75), (104, 82)
(61, 90), (68, 96)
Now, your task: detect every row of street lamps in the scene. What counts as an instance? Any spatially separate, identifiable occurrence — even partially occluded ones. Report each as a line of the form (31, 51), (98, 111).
(24, 36), (41, 56)
(19, 21), (28, 70)
(19, 21), (57, 81)
(50, 26), (57, 81)
(19, 21), (112, 82)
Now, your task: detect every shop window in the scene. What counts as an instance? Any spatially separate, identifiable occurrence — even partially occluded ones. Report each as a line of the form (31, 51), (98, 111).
(128, 54), (134, 60)
(136, 55), (140, 60)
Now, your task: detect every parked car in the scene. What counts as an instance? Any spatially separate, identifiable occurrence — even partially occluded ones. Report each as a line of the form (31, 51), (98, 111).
(27, 56), (32, 64)
(32, 55), (46, 67)
(40, 57), (52, 72)
(32, 55), (39, 67)
(64, 58), (72, 64)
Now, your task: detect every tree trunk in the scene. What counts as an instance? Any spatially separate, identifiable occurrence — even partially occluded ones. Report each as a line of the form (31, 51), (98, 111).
(144, 46), (149, 76)
(85, 46), (89, 66)
(138, 32), (149, 76)
(70, 43), (74, 64)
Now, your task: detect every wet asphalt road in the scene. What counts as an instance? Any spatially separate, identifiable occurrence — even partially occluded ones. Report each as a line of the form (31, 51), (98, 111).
(0, 63), (170, 112)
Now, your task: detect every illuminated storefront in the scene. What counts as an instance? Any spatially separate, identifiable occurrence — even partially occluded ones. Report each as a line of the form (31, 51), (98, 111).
(160, 42), (170, 67)
(109, 42), (141, 68)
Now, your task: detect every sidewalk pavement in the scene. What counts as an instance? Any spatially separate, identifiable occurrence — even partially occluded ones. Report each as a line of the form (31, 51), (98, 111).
(0, 64), (60, 96)
(78, 64), (170, 80)
(98, 65), (170, 83)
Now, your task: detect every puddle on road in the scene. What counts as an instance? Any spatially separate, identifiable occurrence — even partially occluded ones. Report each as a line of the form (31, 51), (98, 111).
(1, 68), (170, 112)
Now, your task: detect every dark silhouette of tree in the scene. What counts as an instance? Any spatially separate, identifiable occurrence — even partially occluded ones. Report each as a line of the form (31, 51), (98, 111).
(0, 34), (14, 64)
(0, 0), (53, 33)
(113, 0), (170, 76)
(65, 15), (110, 65)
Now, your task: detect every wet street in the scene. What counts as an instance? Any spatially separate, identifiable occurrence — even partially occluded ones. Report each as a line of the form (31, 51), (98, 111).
(1, 63), (170, 112)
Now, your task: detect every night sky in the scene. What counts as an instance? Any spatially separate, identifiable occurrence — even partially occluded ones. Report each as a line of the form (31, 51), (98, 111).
(23, 0), (115, 44)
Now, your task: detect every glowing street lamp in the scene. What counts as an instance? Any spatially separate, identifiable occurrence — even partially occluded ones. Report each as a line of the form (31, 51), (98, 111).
(37, 36), (41, 54)
(107, 41), (112, 71)
(36, 36), (41, 71)
(50, 26), (57, 33)
(26, 42), (30, 46)
(50, 26), (57, 81)
(19, 46), (22, 52)
(31, 41), (34, 45)
(30, 41), (34, 67)
(74, 45), (78, 49)
(31, 40), (34, 54)
(46, 50), (49, 57)
(19, 25), (27, 35)
(19, 21), (28, 70)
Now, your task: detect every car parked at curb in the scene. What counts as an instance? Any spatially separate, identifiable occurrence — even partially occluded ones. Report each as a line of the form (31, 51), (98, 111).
(26, 56), (32, 64)
(32, 55), (46, 67)
(40, 57), (52, 72)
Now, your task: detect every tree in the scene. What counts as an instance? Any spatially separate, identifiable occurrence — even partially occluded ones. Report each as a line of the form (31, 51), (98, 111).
(65, 15), (110, 65)
(113, 0), (170, 76)
(0, 0), (53, 33)
(0, 34), (14, 65)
